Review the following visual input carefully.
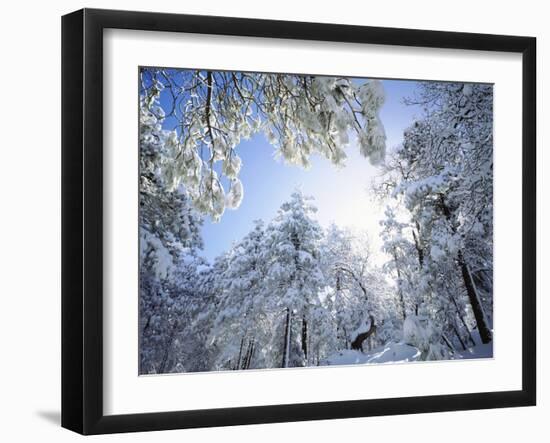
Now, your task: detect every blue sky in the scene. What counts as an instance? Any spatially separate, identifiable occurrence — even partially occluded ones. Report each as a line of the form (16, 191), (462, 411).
(158, 75), (423, 262)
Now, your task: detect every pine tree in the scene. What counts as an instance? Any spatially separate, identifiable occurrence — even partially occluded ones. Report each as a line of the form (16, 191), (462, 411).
(263, 191), (327, 367)
(207, 220), (272, 370)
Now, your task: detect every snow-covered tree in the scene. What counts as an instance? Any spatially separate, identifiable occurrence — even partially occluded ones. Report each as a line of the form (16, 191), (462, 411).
(140, 68), (386, 219)
(321, 225), (400, 352)
(139, 83), (207, 373)
(206, 220), (273, 370)
(261, 191), (328, 367)
(382, 82), (493, 347)
(321, 226), (373, 350)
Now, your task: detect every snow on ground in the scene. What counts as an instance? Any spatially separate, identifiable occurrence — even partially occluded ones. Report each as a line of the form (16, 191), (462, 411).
(454, 329), (493, 359)
(322, 342), (421, 366)
(322, 341), (493, 366)
(455, 342), (493, 360)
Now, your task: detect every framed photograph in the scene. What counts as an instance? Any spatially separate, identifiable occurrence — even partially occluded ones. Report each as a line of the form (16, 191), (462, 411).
(61, 8), (536, 435)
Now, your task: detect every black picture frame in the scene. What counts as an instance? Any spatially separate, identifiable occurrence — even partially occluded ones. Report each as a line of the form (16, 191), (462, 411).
(61, 8), (536, 435)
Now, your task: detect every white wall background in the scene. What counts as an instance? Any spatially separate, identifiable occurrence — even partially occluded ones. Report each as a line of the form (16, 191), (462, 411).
(0, 0), (546, 441)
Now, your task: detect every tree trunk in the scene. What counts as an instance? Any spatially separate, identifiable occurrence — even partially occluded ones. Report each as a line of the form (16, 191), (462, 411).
(247, 341), (255, 369)
(451, 323), (467, 351)
(442, 333), (455, 352)
(351, 315), (376, 351)
(411, 225), (427, 317)
(342, 326), (349, 349)
(450, 295), (476, 347)
(158, 320), (178, 374)
(458, 250), (492, 344)
(243, 338), (255, 369)
(392, 249), (407, 320)
(412, 226), (424, 267)
(438, 194), (492, 344)
(235, 336), (245, 370)
(281, 308), (291, 368)
(301, 316), (308, 363)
